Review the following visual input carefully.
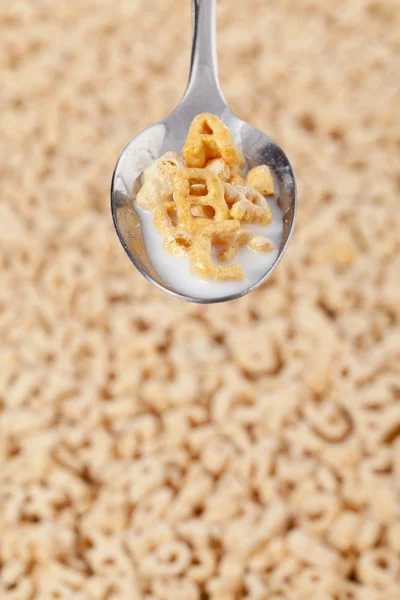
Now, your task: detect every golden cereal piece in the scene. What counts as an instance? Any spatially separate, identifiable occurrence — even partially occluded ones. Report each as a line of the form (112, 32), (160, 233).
(247, 234), (275, 253)
(230, 198), (272, 225)
(191, 205), (216, 218)
(223, 182), (244, 207)
(173, 167), (229, 234)
(136, 152), (185, 210)
(143, 151), (185, 183)
(228, 164), (245, 185)
(153, 201), (178, 236)
(182, 113), (244, 168)
(205, 158), (231, 181)
(163, 231), (192, 258)
(190, 183), (208, 196)
(246, 164), (276, 196)
(190, 220), (244, 280)
(218, 229), (253, 263)
(154, 201), (192, 257)
(226, 184), (272, 225)
(218, 230), (274, 263)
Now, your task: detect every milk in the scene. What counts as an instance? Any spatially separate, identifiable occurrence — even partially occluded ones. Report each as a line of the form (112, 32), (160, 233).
(136, 194), (284, 300)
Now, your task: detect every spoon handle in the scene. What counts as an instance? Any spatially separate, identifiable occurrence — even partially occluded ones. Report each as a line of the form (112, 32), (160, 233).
(182, 0), (226, 111)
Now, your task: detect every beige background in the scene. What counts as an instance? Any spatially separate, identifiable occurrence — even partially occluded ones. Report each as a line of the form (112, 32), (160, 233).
(1, 0), (399, 598)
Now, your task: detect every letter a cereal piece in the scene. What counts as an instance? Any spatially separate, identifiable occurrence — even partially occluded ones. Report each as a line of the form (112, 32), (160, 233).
(182, 113), (243, 168)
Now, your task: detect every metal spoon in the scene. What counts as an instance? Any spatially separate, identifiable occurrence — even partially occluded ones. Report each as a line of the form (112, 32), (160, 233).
(111, 0), (297, 304)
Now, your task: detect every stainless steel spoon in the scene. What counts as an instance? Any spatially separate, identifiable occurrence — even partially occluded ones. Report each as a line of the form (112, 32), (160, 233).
(111, 0), (297, 304)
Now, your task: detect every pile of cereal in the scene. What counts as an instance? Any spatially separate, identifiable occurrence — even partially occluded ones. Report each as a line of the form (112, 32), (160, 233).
(0, 0), (399, 599)
(136, 113), (275, 281)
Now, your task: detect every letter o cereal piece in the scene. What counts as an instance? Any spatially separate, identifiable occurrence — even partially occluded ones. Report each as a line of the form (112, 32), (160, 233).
(173, 167), (229, 234)
(182, 113), (244, 168)
(246, 164), (276, 196)
(190, 220), (244, 281)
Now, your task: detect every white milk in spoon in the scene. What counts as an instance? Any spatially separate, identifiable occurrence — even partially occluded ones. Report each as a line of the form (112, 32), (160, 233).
(136, 194), (284, 300)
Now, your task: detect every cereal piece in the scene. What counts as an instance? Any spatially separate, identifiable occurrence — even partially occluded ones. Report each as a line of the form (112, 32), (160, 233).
(387, 522), (400, 553)
(223, 182), (245, 207)
(153, 201), (179, 236)
(163, 231), (192, 257)
(230, 191), (272, 225)
(246, 164), (276, 196)
(294, 567), (340, 598)
(305, 400), (353, 443)
(231, 197), (272, 225)
(173, 167), (229, 233)
(223, 183), (272, 226)
(141, 540), (192, 577)
(228, 164), (245, 185)
(329, 511), (360, 552)
(205, 157), (231, 181)
(190, 220), (244, 280)
(191, 205), (216, 218)
(182, 113), (243, 168)
(357, 549), (400, 589)
(287, 529), (339, 568)
(136, 152), (185, 210)
(152, 577), (199, 600)
(217, 229), (273, 263)
(153, 201), (192, 257)
(247, 234), (275, 253)
(298, 493), (340, 535)
(218, 229), (254, 263)
(190, 184), (208, 197)
(0, 577), (33, 600)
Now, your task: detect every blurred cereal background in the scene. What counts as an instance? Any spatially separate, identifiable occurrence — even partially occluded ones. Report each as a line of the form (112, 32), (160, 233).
(1, 0), (400, 598)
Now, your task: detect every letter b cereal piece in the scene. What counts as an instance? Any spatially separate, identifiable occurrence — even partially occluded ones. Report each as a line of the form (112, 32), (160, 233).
(173, 167), (229, 233)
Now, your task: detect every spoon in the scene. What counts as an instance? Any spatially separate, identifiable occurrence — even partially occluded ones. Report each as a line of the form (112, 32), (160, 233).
(111, 0), (297, 304)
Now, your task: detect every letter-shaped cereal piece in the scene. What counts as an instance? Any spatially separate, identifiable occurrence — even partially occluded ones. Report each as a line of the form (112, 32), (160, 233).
(136, 152), (185, 210)
(173, 168), (229, 233)
(153, 201), (178, 236)
(163, 231), (193, 258)
(218, 230), (274, 263)
(154, 201), (192, 257)
(223, 182), (245, 207)
(182, 113), (244, 168)
(205, 158), (231, 182)
(218, 229), (253, 263)
(190, 220), (244, 280)
(226, 184), (272, 226)
(247, 234), (275, 253)
(228, 164), (245, 185)
(246, 165), (275, 196)
(191, 205), (216, 218)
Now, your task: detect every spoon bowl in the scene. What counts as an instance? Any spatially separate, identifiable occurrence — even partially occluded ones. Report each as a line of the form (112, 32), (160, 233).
(111, 0), (297, 304)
